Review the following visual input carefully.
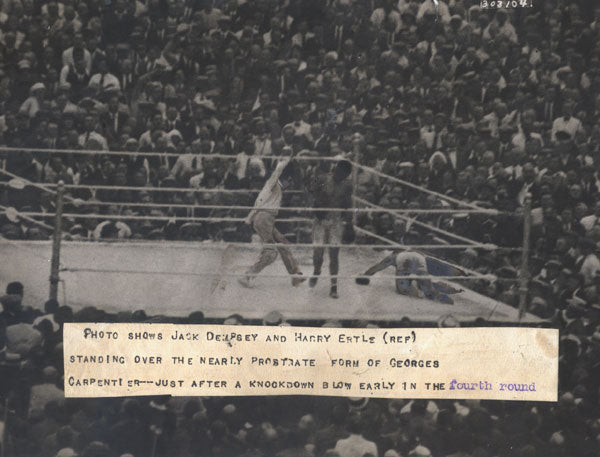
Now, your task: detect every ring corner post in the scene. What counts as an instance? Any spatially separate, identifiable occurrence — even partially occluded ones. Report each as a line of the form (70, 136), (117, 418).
(350, 158), (359, 226)
(49, 180), (65, 302)
(518, 194), (532, 321)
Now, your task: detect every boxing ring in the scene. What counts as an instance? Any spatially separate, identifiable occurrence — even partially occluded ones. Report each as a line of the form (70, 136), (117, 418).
(0, 147), (539, 324)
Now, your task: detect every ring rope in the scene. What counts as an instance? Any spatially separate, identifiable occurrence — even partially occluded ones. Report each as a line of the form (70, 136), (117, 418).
(0, 238), (501, 251)
(351, 161), (493, 212)
(18, 211), (311, 223)
(0, 200), (506, 252)
(32, 198), (501, 215)
(12, 210), (504, 254)
(0, 146), (341, 162)
(44, 182), (303, 194)
(0, 204), (55, 231)
(355, 196), (484, 246)
(30, 181), (302, 194)
(0, 169), (60, 196)
(0, 169), (303, 195)
(59, 266), (498, 282)
(2, 164), (508, 218)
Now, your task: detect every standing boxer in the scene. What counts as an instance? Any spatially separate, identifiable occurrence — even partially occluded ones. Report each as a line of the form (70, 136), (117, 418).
(309, 160), (354, 298)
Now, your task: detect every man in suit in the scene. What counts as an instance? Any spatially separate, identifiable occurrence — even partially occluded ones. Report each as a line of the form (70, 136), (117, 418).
(324, 12), (353, 53)
(164, 105), (184, 133)
(59, 47), (90, 102)
(116, 58), (136, 96)
(101, 94), (129, 149)
(535, 85), (560, 128)
(78, 114), (108, 150)
(455, 46), (481, 77)
(88, 58), (121, 96)
(46, 119), (62, 148)
(182, 104), (209, 143)
(513, 161), (541, 206)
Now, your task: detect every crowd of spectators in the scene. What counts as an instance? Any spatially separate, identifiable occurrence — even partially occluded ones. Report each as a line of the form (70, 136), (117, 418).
(1, 0), (600, 454)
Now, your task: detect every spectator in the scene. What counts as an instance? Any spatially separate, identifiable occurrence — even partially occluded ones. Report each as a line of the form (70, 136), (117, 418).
(78, 114), (108, 150)
(88, 58), (120, 95)
(171, 143), (204, 186)
(19, 83), (46, 119)
(334, 411), (378, 457)
(552, 99), (584, 142)
(59, 47), (91, 101)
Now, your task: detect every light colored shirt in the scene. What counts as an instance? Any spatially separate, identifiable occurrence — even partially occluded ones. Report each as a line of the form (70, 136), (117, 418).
(283, 120), (312, 140)
(511, 130), (544, 153)
(88, 73), (121, 92)
(61, 47), (92, 73)
(551, 116), (584, 142)
(581, 215), (600, 232)
(19, 97), (41, 118)
(483, 20), (518, 43)
(371, 8), (402, 32)
(417, 0), (451, 23)
(580, 254), (600, 284)
(334, 434), (378, 457)
(41, 2), (65, 18)
(233, 153), (266, 180)
(78, 131), (108, 150)
(59, 64), (89, 86)
(171, 154), (203, 180)
(420, 126), (445, 150)
(254, 136), (272, 156)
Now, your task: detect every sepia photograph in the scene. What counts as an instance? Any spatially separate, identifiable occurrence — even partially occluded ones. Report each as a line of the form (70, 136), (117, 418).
(0, 0), (598, 455)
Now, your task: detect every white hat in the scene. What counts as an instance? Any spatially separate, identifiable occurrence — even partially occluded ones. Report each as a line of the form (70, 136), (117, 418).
(194, 98), (216, 111)
(176, 23), (190, 34)
(30, 82), (46, 93)
(168, 129), (183, 140)
(549, 431), (565, 445)
(409, 445), (432, 457)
